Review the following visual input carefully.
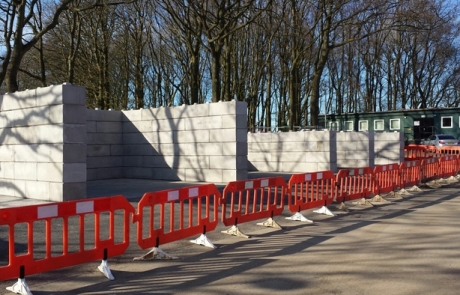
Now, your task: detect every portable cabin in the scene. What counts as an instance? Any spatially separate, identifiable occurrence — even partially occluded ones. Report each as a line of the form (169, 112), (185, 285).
(320, 107), (460, 145)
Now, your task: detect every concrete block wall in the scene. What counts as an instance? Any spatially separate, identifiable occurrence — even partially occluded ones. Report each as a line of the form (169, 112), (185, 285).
(86, 110), (123, 180)
(249, 130), (403, 173)
(0, 84), (87, 201)
(122, 100), (248, 183)
(248, 130), (338, 173)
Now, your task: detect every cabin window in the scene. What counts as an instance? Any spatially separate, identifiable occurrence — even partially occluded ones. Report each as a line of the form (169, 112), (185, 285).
(390, 119), (400, 130)
(441, 116), (453, 128)
(374, 120), (384, 131)
(329, 121), (339, 131)
(344, 121), (353, 131)
(359, 120), (368, 131)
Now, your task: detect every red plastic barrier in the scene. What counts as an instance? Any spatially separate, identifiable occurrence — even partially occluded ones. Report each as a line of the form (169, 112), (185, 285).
(287, 171), (335, 213)
(439, 155), (458, 178)
(335, 167), (373, 201)
(135, 184), (220, 250)
(221, 177), (286, 227)
(438, 146), (460, 156)
(399, 160), (422, 188)
(421, 158), (439, 182)
(373, 163), (400, 195)
(404, 145), (429, 160)
(0, 196), (134, 281)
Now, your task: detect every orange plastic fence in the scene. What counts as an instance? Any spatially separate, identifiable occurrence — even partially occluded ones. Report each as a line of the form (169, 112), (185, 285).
(399, 160), (422, 188)
(373, 163), (400, 195)
(221, 177), (286, 227)
(135, 184), (220, 250)
(0, 196), (134, 281)
(421, 158), (440, 182)
(404, 145), (430, 160)
(438, 155), (458, 178)
(287, 171), (335, 214)
(438, 147), (460, 156)
(335, 167), (373, 201)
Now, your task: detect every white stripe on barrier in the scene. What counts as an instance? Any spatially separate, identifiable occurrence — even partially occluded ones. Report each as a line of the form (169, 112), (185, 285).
(245, 181), (254, 189)
(38, 205), (58, 219)
(318, 172), (323, 179)
(168, 191), (179, 201)
(261, 179), (269, 187)
(189, 187), (199, 198)
(76, 201), (94, 214)
(305, 174), (311, 181)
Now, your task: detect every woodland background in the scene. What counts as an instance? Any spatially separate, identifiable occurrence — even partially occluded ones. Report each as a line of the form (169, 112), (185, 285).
(1, 0), (460, 130)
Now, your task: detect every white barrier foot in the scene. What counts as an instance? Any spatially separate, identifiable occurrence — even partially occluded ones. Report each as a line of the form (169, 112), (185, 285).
(257, 217), (283, 229)
(446, 176), (459, 183)
(190, 234), (217, 249)
(285, 212), (313, 223)
(383, 191), (403, 199)
(133, 247), (178, 261)
(397, 189), (412, 196)
(407, 185), (422, 192)
(424, 180), (442, 189)
(6, 278), (32, 295)
(221, 225), (250, 238)
(313, 206), (335, 216)
(336, 202), (348, 212)
(370, 195), (390, 203)
(352, 198), (374, 206)
(98, 260), (115, 280)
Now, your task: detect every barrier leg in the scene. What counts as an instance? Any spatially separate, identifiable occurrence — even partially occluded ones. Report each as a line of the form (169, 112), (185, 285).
(190, 234), (217, 249)
(221, 225), (250, 238)
(133, 247), (178, 261)
(370, 195), (390, 203)
(257, 217), (283, 229)
(352, 198), (374, 206)
(407, 185), (423, 192)
(6, 266), (32, 295)
(336, 202), (348, 212)
(285, 212), (313, 223)
(98, 260), (115, 281)
(313, 206), (335, 216)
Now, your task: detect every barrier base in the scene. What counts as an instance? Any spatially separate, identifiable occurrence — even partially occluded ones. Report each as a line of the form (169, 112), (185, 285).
(257, 217), (283, 229)
(98, 259), (115, 280)
(190, 234), (217, 249)
(446, 176), (459, 183)
(313, 206), (335, 216)
(370, 195), (390, 203)
(221, 225), (250, 238)
(6, 278), (32, 295)
(133, 247), (178, 261)
(423, 181), (442, 189)
(407, 185), (422, 192)
(336, 202), (348, 212)
(285, 212), (313, 223)
(352, 198), (374, 206)
(383, 191), (403, 199)
(397, 189), (413, 196)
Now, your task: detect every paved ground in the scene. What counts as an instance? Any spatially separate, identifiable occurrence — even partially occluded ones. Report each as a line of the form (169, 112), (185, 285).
(1, 178), (460, 294)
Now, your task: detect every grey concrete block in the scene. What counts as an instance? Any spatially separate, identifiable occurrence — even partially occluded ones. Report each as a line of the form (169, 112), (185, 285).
(62, 83), (86, 105)
(222, 169), (248, 182)
(174, 130), (210, 143)
(58, 105), (86, 124)
(151, 118), (186, 132)
(123, 156), (144, 167)
(122, 109), (142, 121)
(36, 162), (62, 182)
(2, 89), (37, 111)
(152, 168), (183, 180)
(0, 145), (14, 161)
(63, 144), (87, 163)
(142, 156), (171, 168)
(96, 121), (122, 133)
(25, 180), (50, 200)
(86, 109), (122, 121)
(86, 156), (122, 168)
(35, 85), (63, 106)
(63, 163), (86, 183)
(87, 145), (111, 157)
(223, 142), (248, 156)
(64, 124), (86, 143)
(208, 100), (239, 116)
(49, 182), (86, 201)
(185, 168), (221, 182)
(185, 116), (222, 130)
(222, 115), (247, 129)
(123, 167), (155, 179)
(111, 145), (124, 156)
(248, 133), (273, 143)
(86, 120), (97, 133)
(14, 162), (37, 180)
(123, 144), (158, 156)
(0, 162), (14, 179)
(123, 120), (152, 133)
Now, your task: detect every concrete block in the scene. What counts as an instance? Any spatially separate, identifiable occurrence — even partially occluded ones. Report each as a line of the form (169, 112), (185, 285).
(2, 89), (37, 111)
(97, 121), (122, 133)
(374, 131), (403, 141)
(50, 182), (86, 201)
(304, 152), (330, 163)
(280, 162), (320, 173)
(14, 144), (51, 162)
(87, 145), (111, 157)
(14, 162), (37, 180)
(141, 155), (170, 168)
(62, 83), (86, 105)
(344, 151), (370, 160)
(60, 105), (87, 124)
(221, 115), (248, 129)
(64, 124), (86, 143)
(63, 163), (86, 183)
(37, 163), (62, 182)
(185, 168), (222, 182)
(25, 181), (50, 200)
(208, 156), (238, 169)
(0, 162), (14, 179)
(178, 103), (209, 118)
(143, 132), (175, 144)
(88, 133), (122, 145)
(223, 169), (248, 182)
(86, 156), (122, 168)
(248, 133), (273, 143)
(185, 116), (222, 130)
(123, 156), (144, 167)
(93, 168), (123, 180)
(174, 130), (210, 143)
(124, 167), (155, 179)
(223, 142), (248, 156)
(244, 160), (281, 172)
(111, 145), (124, 156)
(35, 85), (63, 106)
(0, 145), (15, 161)
(248, 152), (271, 162)
(86, 120), (97, 133)
(62, 144), (86, 163)
(276, 132), (305, 142)
(210, 129), (235, 142)
(123, 120), (152, 133)
(122, 133), (151, 145)
(140, 106), (185, 120)
(122, 109), (142, 122)
(86, 109), (122, 121)
(151, 118), (186, 132)
(123, 144), (158, 156)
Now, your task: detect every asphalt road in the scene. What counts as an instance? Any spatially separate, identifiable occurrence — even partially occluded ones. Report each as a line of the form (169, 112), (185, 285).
(1, 178), (460, 295)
